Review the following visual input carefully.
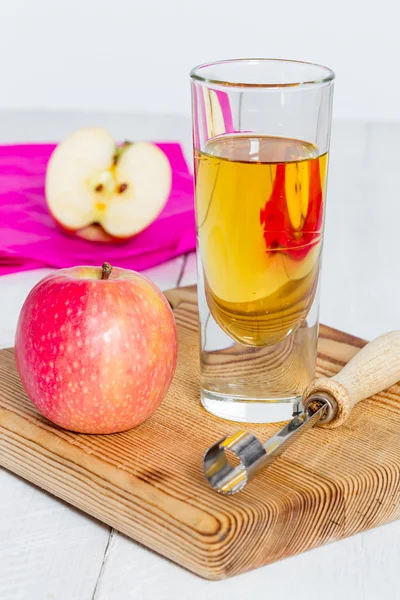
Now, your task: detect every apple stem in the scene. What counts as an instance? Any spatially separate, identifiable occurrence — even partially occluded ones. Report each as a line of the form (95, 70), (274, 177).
(112, 141), (132, 166)
(101, 262), (112, 280)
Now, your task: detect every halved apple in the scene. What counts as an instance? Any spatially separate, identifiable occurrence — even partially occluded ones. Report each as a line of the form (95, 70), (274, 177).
(45, 127), (172, 241)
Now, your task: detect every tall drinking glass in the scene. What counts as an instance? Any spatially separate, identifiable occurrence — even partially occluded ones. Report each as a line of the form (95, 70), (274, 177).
(190, 59), (335, 423)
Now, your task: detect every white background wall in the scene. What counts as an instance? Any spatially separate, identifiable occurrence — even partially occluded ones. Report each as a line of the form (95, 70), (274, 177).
(1, 0), (399, 120)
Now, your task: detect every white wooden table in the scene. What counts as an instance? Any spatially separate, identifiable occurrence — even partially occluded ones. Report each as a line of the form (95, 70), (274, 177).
(0, 112), (399, 600)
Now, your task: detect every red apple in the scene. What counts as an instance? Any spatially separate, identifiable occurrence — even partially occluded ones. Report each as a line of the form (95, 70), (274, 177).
(15, 263), (177, 434)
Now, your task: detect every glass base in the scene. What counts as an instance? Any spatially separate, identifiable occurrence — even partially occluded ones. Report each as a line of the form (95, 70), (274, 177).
(201, 389), (302, 424)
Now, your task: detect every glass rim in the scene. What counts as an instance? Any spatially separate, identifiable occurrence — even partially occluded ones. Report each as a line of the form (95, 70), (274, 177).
(190, 58), (335, 89)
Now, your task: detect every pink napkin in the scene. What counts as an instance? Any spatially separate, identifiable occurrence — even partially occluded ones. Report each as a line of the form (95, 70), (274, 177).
(0, 143), (195, 276)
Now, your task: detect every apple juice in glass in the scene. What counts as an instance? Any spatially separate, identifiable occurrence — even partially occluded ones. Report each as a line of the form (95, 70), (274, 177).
(190, 59), (334, 423)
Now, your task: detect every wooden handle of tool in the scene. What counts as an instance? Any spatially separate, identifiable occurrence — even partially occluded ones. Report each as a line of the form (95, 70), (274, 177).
(303, 331), (400, 428)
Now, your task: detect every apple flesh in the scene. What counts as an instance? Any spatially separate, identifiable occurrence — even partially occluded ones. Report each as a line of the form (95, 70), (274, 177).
(45, 128), (172, 241)
(15, 263), (177, 434)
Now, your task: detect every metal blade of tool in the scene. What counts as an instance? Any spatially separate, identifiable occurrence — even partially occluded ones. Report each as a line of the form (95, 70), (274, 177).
(203, 402), (329, 494)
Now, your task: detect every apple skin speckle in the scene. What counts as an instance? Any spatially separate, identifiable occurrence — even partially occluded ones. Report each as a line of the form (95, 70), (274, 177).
(15, 266), (178, 434)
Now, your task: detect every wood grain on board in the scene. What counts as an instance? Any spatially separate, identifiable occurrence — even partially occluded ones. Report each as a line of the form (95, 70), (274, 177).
(0, 285), (399, 580)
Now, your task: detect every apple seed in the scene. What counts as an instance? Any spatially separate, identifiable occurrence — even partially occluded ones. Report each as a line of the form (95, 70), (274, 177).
(117, 183), (128, 194)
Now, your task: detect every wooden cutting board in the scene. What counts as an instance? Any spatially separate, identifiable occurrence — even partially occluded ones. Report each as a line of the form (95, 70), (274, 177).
(0, 285), (399, 580)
